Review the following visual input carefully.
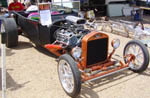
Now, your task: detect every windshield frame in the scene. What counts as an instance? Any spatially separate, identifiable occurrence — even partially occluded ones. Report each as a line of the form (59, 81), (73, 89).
(51, 0), (80, 11)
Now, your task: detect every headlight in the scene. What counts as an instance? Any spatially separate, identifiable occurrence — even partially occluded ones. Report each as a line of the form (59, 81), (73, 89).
(72, 46), (82, 60)
(111, 39), (120, 49)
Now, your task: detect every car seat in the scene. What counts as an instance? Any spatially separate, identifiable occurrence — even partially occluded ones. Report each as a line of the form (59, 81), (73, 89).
(27, 12), (40, 21)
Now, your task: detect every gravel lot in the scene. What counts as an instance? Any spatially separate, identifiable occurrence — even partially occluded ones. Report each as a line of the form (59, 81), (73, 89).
(0, 31), (150, 98)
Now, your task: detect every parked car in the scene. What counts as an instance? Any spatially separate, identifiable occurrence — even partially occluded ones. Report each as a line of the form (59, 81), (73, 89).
(1, 2), (149, 98)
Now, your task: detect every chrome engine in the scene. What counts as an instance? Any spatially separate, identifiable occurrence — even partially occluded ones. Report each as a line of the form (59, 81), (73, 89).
(54, 16), (89, 47)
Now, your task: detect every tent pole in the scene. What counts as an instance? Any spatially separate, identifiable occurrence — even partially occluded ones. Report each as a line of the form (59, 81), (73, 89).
(1, 38), (6, 98)
(37, 0), (40, 3)
(1, 29), (7, 98)
(7, 0), (9, 5)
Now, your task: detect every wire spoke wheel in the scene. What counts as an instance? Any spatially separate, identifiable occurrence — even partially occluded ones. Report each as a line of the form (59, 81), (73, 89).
(125, 44), (144, 69)
(123, 40), (149, 72)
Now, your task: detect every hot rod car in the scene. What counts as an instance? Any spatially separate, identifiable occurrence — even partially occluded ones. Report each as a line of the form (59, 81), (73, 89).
(1, 2), (149, 98)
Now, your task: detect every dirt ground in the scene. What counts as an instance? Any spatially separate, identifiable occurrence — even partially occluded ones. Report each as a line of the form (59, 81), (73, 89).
(0, 31), (150, 98)
(0, 0), (150, 97)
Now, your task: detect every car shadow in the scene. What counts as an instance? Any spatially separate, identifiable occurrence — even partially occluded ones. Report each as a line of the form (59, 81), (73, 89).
(33, 45), (58, 58)
(78, 86), (99, 98)
(8, 39), (57, 58)
(140, 68), (150, 76)
(0, 68), (30, 91)
(0, 48), (15, 56)
(78, 70), (139, 98)
(11, 41), (34, 50)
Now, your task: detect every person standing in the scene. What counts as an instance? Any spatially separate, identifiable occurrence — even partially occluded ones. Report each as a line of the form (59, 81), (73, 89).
(8, 0), (24, 11)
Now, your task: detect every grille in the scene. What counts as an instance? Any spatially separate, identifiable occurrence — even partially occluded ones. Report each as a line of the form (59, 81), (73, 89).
(87, 38), (108, 66)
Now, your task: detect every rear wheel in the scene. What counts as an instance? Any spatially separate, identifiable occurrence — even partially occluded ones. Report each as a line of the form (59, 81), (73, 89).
(1, 18), (18, 48)
(123, 40), (149, 72)
(58, 54), (81, 98)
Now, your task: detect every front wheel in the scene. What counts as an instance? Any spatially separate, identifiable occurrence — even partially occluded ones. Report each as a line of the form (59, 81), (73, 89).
(58, 54), (81, 98)
(123, 40), (149, 73)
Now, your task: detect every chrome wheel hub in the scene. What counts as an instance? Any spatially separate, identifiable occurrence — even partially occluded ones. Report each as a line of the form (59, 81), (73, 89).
(58, 60), (74, 93)
(125, 44), (144, 69)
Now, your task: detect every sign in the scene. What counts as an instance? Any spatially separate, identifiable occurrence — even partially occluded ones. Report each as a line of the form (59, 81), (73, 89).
(38, 3), (52, 26)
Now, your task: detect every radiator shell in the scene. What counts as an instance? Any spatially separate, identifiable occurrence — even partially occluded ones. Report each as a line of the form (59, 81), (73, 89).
(81, 31), (109, 68)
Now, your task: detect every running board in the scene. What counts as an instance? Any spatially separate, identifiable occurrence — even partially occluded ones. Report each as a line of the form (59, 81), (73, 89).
(86, 67), (129, 82)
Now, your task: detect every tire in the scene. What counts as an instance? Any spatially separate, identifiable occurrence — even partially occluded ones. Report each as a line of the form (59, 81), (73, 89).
(1, 18), (18, 48)
(123, 40), (149, 73)
(58, 54), (81, 98)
